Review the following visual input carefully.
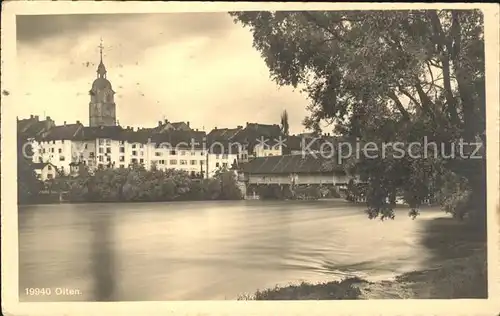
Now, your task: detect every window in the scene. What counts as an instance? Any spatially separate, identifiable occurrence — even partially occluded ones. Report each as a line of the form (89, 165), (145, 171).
(201, 152), (205, 156)
(60, 156), (65, 161)
(223, 162), (228, 168)
(99, 156), (103, 162)
(215, 162), (220, 167)
(106, 148), (111, 154)
(47, 174), (53, 179)
(180, 151), (186, 156)
(106, 156), (111, 162)
(131, 158), (138, 164)
(120, 141), (125, 145)
(99, 148), (104, 154)
(191, 151), (196, 156)
(222, 154), (228, 159)
(140, 144), (144, 149)
(50, 148), (54, 153)
(190, 171), (196, 177)
(132, 151), (137, 156)
(42, 149), (46, 154)
(190, 160), (197, 165)
(216, 154), (220, 159)
(180, 160), (187, 165)
(89, 152), (95, 157)
(52, 140), (56, 144)
(47, 165), (52, 171)
(200, 160), (204, 165)
(132, 144), (137, 149)
(139, 159), (144, 164)
(140, 151), (144, 156)
(170, 150), (177, 155)
(119, 164), (125, 168)
(84, 144), (88, 149)
(106, 139), (111, 145)
(119, 156), (125, 162)
(119, 147), (125, 153)
(155, 152), (161, 157)
(159, 160), (165, 165)
(170, 160), (177, 165)
(99, 139), (104, 145)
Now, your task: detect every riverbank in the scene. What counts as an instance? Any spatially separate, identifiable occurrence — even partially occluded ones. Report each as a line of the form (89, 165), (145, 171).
(238, 216), (487, 300)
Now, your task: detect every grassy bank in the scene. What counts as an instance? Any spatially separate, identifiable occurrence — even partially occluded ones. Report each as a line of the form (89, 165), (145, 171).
(238, 216), (487, 300)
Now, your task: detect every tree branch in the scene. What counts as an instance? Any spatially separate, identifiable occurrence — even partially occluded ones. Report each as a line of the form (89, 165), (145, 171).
(388, 91), (411, 121)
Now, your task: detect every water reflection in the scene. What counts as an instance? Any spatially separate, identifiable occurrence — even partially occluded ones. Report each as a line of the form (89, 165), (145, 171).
(90, 211), (115, 301)
(19, 200), (446, 301)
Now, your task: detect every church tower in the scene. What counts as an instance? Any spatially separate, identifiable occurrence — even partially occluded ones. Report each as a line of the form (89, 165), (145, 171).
(89, 39), (116, 127)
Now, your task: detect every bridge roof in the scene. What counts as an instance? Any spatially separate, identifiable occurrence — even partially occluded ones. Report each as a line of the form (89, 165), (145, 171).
(240, 154), (344, 174)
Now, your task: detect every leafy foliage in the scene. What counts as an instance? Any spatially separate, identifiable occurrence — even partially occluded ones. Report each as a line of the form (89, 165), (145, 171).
(17, 134), (43, 204)
(230, 10), (486, 221)
(67, 164), (243, 203)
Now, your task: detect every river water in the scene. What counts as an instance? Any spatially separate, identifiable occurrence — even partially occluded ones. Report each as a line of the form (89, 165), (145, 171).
(18, 199), (447, 301)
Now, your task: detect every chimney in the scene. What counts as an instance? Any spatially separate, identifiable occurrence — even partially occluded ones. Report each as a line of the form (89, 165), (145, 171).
(214, 127), (217, 130)
(187, 121), (190, 127)
(30, 115), (34, 119)
(76, 120), (80, 124)
(237, 125), (242, 129)
(158, 121), (162, 127)
(34, 115), (39, 121)
(164, 119), (168, 124)
(64, 121), (67, 126)
(46, 116), (51, 121)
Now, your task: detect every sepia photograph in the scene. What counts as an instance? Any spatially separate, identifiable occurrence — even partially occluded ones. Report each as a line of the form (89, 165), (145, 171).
(1, 2), (499, 316)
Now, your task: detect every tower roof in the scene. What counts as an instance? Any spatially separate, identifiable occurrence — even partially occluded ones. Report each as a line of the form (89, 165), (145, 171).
(96, 38), (107, 79)
(91, 38), (113, 91)
(91, 77), (113, 91)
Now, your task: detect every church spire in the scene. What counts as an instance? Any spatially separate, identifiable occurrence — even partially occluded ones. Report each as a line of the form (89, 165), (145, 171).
(96, 38), (107, 79)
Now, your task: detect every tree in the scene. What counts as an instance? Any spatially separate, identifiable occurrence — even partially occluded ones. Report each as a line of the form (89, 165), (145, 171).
(230, 10), (485, 222)
(17, 134), (42, 204)
(280, 109), (290, 135)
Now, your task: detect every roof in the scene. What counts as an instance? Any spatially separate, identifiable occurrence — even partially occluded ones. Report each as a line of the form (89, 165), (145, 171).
(207, 127), (242, 141)
(76, 126), (124, 141)
(170, 122), (191, 130)
(36, 123), (84, 141)
(32, 162), (56, 170)
(17, 118), (36, 133)
(240, 154), (345, 174)
(17, 116), (55, 139)
(91, 76), (113, 91)
(207, 123), (284, 152)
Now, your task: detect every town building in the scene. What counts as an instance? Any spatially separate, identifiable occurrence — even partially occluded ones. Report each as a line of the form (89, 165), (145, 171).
(32, 162), (58, 181)
(239, 154), (349, 186)
(18, 41), (304, 180)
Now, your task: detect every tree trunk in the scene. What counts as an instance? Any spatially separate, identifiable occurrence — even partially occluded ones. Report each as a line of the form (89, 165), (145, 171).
(450, 158), (487, 228)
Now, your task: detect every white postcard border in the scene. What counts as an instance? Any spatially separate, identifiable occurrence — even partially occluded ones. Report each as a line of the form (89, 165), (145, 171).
(1, 2), (499, 316)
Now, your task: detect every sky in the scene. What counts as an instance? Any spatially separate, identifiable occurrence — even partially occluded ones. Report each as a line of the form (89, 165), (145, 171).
(16, 13), (311, 134)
